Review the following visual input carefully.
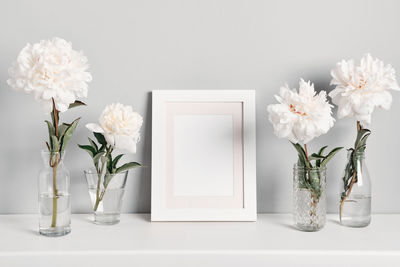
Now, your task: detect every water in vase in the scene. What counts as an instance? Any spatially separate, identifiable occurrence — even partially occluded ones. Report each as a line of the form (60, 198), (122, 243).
(88, 188), (125, 224)
(340, 194), (371, 227)
(39, 192), (71, 235)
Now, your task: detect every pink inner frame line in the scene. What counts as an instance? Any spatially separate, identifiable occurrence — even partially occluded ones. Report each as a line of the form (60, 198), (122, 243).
(165, 102), (244, 209)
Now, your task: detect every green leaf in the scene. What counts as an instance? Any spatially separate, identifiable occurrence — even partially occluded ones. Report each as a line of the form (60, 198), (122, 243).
(356, 132), (371, 152)
(354, 128), (371, 149)
(316, 146), (328, 167)
(107, 153), (113, 173)
(45, 120), (55, 138)
(93, 152), (104, 169)
(115, 162), (142, 174)
(320, 147), (343, 167)
(317, 146), (328, 156)
(60, 118), (80, 154)
(309, 171), (321, 198)
(78, 144), (96, 157)
(99, 144), (106, 152)
(309, 154), (325, 161)
(309, 154), (324, 167)
(342, 149), (354, 193)
(297, 158), (306, 168)
(50, 135), (59, 152)
(68, 100), (86, 109)
(88, 137), (99, 152)
(103, 173), (114, 188)
(58, 123), (70, 138)
(94, 132), (107, 146)
(112, 154), (124, 169)
(290, 142), (308, 166)
(101, 155), (109, 165)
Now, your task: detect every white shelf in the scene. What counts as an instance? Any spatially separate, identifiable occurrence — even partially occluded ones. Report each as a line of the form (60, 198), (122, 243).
(1, 214), (399, 267)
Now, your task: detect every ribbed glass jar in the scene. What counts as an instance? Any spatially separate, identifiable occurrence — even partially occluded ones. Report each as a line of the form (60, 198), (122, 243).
(293, 164), (326, 231)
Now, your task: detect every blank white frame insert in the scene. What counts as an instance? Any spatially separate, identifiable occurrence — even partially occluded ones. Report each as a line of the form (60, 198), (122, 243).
(151, 90), (256, 221)
(173, 114), (234, 197)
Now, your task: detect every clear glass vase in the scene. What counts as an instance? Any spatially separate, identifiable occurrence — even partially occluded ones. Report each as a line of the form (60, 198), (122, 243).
(38, 151), (71, 236)
(293, 164), (326, 231)
(340, 150), (371, 227)
(84, 169), (128, 225)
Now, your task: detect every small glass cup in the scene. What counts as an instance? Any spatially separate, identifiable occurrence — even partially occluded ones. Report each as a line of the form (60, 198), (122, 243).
(84, 169), (128, 225)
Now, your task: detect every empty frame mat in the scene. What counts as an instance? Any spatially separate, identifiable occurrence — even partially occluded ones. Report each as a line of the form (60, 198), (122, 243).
(152, 90), (256, 221)
(166, 102), (243, 209)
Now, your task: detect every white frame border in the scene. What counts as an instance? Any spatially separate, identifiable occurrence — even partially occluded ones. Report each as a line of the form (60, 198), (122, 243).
(151, 90), (256, 221)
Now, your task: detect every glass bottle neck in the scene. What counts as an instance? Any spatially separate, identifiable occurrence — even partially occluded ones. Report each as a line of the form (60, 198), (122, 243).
(348, 150), (365, 160)
(41, 151), (65, 166)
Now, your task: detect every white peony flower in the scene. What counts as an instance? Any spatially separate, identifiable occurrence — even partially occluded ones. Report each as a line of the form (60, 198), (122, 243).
(330, 53), (400, 126)
(267, 79), (335, 144)
(7, 37), (92, 113)
(87, 103), (143, 153)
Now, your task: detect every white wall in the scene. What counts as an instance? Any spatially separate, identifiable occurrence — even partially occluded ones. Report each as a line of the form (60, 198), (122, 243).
(0, 0), (399, 214)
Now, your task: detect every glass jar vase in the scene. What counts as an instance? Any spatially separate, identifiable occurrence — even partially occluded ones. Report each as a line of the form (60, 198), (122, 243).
(293, 164), (326, 231)
(38, 151), (71, 236)
(339, 150), (371, 227)
(84, 169), (129, 225)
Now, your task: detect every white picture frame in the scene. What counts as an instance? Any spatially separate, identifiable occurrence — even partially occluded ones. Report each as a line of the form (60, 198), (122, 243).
(151, 90), (256, 221)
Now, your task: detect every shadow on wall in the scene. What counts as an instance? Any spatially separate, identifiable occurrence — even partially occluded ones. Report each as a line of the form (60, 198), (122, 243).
(131, 92), (152, 212)
(257, 86), (293, 213)
(257, 175), (278, 212)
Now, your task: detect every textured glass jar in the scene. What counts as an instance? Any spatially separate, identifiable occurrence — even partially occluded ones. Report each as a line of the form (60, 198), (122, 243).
(38, 151), (71, 236)
(85, 169), (128, 225)
(340, 151), (371, 227)
(293, 164), (326, 231)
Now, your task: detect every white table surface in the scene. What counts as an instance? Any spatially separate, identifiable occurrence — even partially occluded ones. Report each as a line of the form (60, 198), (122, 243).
(0, 214), (399, 267)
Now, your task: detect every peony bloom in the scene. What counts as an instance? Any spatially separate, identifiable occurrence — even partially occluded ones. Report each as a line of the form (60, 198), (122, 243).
(330, 53), (400, 126)
(7, 37), (92, 113)
(86, 103), (143, 153)
(268, 79), (335, 144)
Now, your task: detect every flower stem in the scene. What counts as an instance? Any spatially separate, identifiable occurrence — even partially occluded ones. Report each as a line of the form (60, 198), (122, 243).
(303, 143), (312, 182)
(93, 146), (112, 212)
(340, 171), (357, 221)
(94, 165), (105, 211)
(304, 143), (319, 223)
(339, 121), (360, 221)
(50, 98), (60, 228)
(304, 144), (310, 167)
(310, 193), (318, 225)
(51, 157), (59, 228)
(52, 98), (59, 137)
(94, 188), (107, 211)
(93, 194), (101, 212)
